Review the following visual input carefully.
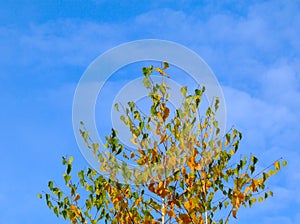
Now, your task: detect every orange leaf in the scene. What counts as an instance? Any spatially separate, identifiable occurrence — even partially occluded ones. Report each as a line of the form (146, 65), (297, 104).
(130, 152), (135, 158)
(157, 112), (163, 121)
(204, 132), (208, 139)
(163, 107), (170, 121)
(167, 209), (175, 217)
(178, 214), (191, 223)
(232, 209), (237, 219)
(182, 166), (186, 176)
(184, 201), (191, 210)
(195, 163), (202, 171)
(73, 194), (80, 202)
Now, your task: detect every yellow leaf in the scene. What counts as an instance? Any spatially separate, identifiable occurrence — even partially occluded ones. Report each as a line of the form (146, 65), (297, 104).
(96, 188), (101, 195)
(244, 186), (250, 194)
(184, 201), (191, 210)
(155, 67), (169, 77)
(224, 140), (229, 147)
(274, 161), (280, 170)
(130, 137), (137, 145)
(70, 204), (81, 217)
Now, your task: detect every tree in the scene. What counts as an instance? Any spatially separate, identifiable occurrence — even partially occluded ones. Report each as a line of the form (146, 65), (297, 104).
(40, 62), (286, 224)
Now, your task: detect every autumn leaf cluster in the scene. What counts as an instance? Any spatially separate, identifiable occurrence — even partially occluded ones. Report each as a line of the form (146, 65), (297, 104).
(40, 62), (286, 224)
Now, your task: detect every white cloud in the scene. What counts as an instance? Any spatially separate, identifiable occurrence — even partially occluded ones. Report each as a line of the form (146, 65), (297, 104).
(18, 20), (126, 68)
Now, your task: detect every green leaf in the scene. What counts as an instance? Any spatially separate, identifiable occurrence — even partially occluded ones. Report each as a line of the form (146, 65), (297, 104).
(37, 193), (42, 199)
(53, 206), (59, 216)
(143, 77), (151, 89)
(206, 107), (212, 117)
(114, 103), (119, 111)
(78, 170), (84, 179)
(225, 133), (231, 143)
(63, 174), (71, 184)
(82, 131), (89, 141)
(62, 156), (67, 165)
(128, 101), (135, 112)
(282, 160), (288, 167)
(180, 86), (187, 97)
(68, 156), (74, 164)
(224, 201), (229, 208)
(195, 88), (202, 96)
(48, 181), (53, 190)
(251, 156), (258, 165)
(214, 97), (220, 111)
(163, 61), (169, 70)
(66, 164), (72, 174)
(142, 66), (153, 77)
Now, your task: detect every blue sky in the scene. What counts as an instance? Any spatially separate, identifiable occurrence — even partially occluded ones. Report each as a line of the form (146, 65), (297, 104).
(0, 0), (299, 223)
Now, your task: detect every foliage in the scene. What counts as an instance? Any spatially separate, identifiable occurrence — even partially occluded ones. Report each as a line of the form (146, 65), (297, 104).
(40, 62), (287, 223)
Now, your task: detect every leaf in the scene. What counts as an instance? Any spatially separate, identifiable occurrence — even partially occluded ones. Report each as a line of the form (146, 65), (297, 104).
(128, 101), (135, 112)
(155, 67), (168, 77)
(48, 181), (53, 190)
(282, 160), (288, 167)
(130, 152), (135, 159)
(67, 164), (74, 176)
(114, 103), (119, 111)
(232, 209), (237, 219)
(37, 193), (42, 199)
(73, 194), (80, 202)
(274, 161), (280, 170)
(249, 165), (255, 174)
(143, 77), (151, 89)
(163, 107), (170, 121)
(92, 143), (99, 156)
(206, 107), (212, 117)
(214, 97), (220, 111)
(179, 214), (191, 223)
(63, 173), (71, 184)
(251, 156), (258, 165)
(180, 86), (188, 97)
(53, 206), (59, 216)
(142, 66), (153, 77)
(163, 61), (169, 70)
(204, 132), (209, 139)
